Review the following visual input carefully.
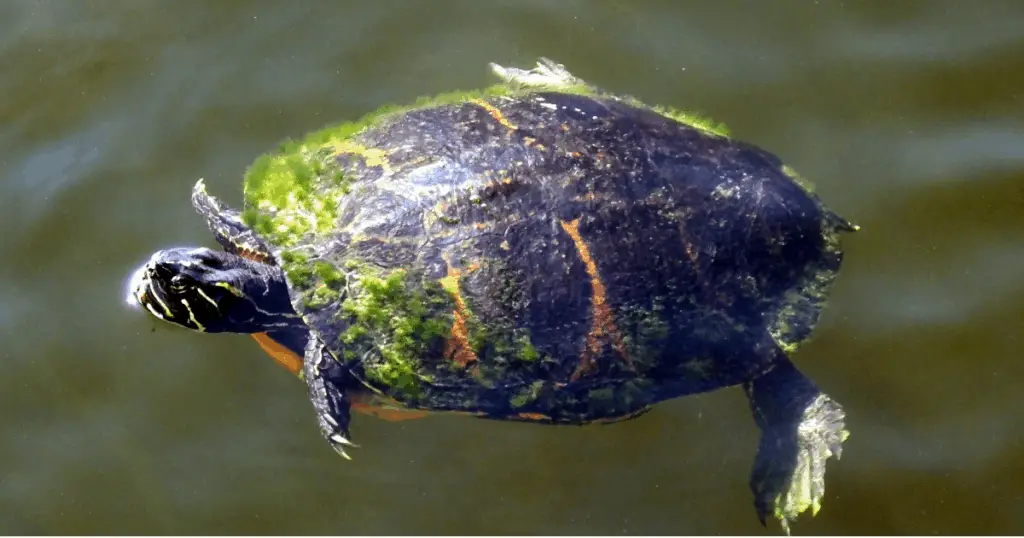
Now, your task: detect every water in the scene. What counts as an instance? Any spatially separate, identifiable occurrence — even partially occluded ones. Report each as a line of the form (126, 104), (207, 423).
(2, 0), (1022, 534)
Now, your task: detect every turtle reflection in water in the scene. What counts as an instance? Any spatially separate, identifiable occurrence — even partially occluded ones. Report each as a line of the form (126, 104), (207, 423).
(127, 58), (857, 533)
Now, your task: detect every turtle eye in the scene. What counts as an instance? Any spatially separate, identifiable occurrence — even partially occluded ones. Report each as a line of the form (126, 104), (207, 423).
(169, 274), (189, 292)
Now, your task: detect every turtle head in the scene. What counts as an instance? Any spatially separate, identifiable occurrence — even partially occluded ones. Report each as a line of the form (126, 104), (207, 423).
(126, 247), (301, 334)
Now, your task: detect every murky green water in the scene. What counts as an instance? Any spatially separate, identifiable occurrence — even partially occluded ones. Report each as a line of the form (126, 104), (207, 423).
(2, 0), (1022, 534)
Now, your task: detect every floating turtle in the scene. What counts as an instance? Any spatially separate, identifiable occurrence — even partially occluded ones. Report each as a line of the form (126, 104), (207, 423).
(127, 59), (857, 532)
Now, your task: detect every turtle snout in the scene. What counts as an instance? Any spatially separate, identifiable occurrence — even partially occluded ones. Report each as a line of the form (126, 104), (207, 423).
(150, 260), (179, 283)
(125, 260), (154, 309)
(124, 257), (176, 322)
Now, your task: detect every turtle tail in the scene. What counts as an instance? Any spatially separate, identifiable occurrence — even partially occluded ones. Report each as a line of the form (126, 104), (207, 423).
(825, 209), (859, 233)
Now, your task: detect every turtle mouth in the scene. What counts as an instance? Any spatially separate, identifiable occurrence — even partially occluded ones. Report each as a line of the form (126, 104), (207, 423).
(125, 260), (172, 320)
(125, 262), (149, 308)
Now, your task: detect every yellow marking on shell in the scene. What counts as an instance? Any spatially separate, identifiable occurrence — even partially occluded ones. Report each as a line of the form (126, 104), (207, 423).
(332, 140), (392, 173)
(438, 254), (479, 368)
(238, 245), (272, 263)
(471, 98), (517, 130)
(521, 136), (545, 150)
(558, 218), (632, 380)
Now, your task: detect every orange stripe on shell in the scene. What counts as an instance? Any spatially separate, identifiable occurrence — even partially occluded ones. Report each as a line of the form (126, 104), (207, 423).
(558, 218), (632, 380)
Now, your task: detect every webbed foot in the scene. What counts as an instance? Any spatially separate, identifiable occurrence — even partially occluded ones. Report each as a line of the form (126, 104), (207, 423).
(191, 179), (274, 260)
(303, 337), (358, 460)
(489, 57), (588, 90)
(744, 359), (848, 534)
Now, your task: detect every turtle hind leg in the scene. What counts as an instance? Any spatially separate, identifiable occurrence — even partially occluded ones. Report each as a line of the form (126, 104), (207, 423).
(489, 58), (593, 91)
(743, 358), (848, 535)
(303, 337), (358, 460)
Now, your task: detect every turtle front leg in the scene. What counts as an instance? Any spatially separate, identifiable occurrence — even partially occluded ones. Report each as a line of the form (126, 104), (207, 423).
(743, 357), (848, 534)
(303, 336), (358, 460)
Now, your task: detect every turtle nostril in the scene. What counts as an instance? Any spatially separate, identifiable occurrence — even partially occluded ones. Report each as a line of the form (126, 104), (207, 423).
(151, 263), (174, 280)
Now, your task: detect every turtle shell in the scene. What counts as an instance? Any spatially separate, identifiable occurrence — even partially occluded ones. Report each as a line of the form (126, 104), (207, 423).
(238, 83), (854, 423)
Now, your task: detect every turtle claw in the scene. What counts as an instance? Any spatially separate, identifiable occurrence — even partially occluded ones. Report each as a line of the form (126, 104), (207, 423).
(322, 417), (357, 461)
(330, 433), (358, 448)
(304, 338), (357, 461)
(325, 432), (353, 460)
(317, 386), (357, 460)
(489, 57), (587, 89)
(333, 444), (353, 461)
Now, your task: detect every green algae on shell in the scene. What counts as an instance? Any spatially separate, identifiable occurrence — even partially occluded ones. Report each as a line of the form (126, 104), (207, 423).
(238, 82), (739, 250)
(338, 269), (451, 398)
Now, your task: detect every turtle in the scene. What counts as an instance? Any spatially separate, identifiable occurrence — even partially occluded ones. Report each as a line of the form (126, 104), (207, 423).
(126, 58), (857, 533)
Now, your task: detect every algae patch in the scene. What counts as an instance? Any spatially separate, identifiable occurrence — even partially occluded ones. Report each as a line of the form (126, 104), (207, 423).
(781, 164), (816, 194)
(511, 380), (546, 408)
(238, 70), (730, 249)
(238, 84), (526, 247)
(651, 104), (730, 138)
(240, 146), (342, 248)
(340, 269), (452, 397)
